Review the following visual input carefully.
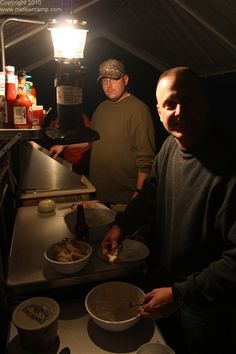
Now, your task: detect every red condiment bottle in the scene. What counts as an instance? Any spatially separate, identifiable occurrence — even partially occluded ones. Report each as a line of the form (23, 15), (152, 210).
(0, 71), (6, 128)
(5, 65), (17, 128)
(13, 70), (32, 129)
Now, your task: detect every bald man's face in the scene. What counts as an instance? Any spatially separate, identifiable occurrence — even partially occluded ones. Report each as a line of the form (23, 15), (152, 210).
(156, 74), (209, 149)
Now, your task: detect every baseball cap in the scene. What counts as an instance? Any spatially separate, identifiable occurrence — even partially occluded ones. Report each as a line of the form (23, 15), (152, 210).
(97, 59), (126, 81)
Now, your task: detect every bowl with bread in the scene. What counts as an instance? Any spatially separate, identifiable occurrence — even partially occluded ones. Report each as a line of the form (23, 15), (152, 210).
(44, 239), (92, 274)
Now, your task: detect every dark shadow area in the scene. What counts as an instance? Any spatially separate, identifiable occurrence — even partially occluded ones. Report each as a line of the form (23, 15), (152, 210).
(7, 334), (60, 354)
(87, 317), (155, 353)
(203, 72), (236, 137)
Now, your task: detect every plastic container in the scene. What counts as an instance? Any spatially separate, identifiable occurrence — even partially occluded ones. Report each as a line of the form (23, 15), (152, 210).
(30, 105), (44, 128)
(12, 297), (60, 352)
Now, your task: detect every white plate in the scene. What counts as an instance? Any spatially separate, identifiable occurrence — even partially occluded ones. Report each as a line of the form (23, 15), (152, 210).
(97, 239), (150, 263)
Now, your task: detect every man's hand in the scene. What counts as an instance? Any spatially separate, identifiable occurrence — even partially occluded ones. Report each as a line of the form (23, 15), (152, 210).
(100, 224), (123, 262)
(139, 287), (178, 319)
(50, 145), (65, 159)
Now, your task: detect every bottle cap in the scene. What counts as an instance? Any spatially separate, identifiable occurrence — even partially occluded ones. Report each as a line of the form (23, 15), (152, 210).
(5, 65), (15, 72)
(18, 70), (26, 77)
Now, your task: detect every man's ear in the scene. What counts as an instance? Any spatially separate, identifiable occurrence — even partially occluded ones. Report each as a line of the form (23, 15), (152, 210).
(157, 104), (162, 121)
(124, 74), (129, 86)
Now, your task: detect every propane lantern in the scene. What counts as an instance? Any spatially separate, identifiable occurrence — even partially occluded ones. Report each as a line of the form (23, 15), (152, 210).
(48, 18), (88, 60)
(47, 18), (99, 143)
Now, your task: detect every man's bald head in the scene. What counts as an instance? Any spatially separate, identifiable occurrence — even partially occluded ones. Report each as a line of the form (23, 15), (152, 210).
(156, 67), (203, 100)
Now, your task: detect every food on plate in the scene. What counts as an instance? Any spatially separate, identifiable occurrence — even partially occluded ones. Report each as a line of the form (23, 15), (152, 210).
(98, 239), (150, 264)
(107, 248), (119, 263)
(51, 240), (90, 263)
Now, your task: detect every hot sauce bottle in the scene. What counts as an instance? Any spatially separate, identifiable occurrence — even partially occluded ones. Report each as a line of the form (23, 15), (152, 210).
(5, 65), (17, 128)
(13, 70), (32, 129)
(0, 71), (6, 128)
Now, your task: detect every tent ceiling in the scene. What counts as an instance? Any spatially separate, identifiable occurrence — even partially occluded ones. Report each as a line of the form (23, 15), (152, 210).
(0, 0), (236, 76)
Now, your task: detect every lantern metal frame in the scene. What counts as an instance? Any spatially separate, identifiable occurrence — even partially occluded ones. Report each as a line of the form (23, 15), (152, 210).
(0, 17), (46, 72)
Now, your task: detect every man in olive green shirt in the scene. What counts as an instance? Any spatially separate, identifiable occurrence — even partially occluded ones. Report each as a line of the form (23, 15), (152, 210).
(90, 59), (156, 210)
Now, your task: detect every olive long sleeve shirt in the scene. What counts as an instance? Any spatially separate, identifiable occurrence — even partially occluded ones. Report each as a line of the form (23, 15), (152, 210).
(90, 94), (156, 204)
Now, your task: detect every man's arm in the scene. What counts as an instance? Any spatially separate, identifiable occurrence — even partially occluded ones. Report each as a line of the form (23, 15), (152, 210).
(50, 142), (91, 159)
(132, 171), (149, 198)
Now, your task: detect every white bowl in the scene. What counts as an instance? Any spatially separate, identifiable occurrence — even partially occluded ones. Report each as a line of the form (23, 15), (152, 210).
(44, 239), (92, 274)
(136, 342), (175, 354)
(85, 281), (145, 332)
(64, 207), (115, 243)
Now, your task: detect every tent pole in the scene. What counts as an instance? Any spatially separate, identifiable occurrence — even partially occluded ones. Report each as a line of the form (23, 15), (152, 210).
(174, 0), (236, 51)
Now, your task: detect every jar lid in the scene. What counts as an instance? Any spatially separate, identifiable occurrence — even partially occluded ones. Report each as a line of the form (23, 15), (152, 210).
(12, 297), (60, 330)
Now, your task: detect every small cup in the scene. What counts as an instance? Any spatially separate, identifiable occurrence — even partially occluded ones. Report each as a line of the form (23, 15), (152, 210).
(30, 105), (44, 128)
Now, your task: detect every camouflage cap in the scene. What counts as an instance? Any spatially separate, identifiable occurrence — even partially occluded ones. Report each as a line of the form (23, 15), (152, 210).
(97, 59), (126, 81)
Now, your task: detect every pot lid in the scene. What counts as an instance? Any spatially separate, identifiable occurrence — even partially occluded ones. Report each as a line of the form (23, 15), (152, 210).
(12, 297), (60, 330)
(44, 126), (100, 144)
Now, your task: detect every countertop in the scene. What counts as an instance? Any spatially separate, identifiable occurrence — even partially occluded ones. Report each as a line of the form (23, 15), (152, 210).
(20, 175), (96, 201)
(7, 298), (165, 354)
(7, 202), (147, 295)
(19, 141), (96, 201)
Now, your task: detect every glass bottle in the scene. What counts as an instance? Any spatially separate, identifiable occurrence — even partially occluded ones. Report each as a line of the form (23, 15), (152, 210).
(17, 70), (27, 91)
(29, 81), (37, 106)
(5, 65), (17, 128)
(25, 73), (37, 106)
(74, 202), (88, 242)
